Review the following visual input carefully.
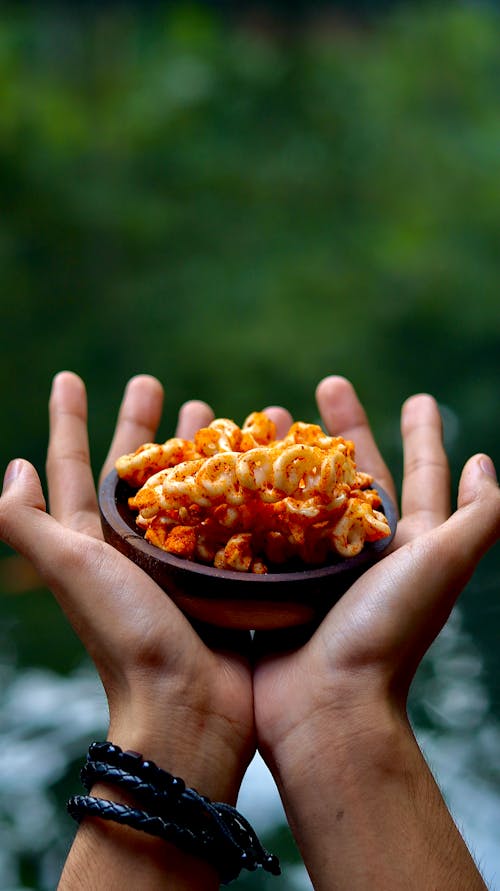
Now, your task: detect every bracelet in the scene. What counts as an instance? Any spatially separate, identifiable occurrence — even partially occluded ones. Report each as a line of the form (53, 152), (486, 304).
(67, 741), (280, 884)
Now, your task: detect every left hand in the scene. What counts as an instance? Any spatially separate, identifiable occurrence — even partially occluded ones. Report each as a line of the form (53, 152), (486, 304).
(0, 372), (255, 804)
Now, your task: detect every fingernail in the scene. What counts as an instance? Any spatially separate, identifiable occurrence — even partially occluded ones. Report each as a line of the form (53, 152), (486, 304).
(479, 455), (497, 481)
(51, 371), (66, 394)
(2, 459), (23, 492)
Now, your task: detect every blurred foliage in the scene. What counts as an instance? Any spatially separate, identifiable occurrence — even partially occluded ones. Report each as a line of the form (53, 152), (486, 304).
(0, 2), (499, 888)
(1, 3), (499, 471)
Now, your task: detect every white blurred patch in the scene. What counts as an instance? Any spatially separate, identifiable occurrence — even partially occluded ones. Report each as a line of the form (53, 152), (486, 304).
(0, 609), (498, 890)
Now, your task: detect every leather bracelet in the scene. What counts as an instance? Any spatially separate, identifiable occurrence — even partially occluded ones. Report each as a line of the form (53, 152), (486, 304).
(67, 741), (280, 884)
(81, 760), (177, 812)
(67, 794), (245, 883)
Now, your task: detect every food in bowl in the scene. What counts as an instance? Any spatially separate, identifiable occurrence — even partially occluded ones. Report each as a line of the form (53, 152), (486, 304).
(115, 412), (391, 574)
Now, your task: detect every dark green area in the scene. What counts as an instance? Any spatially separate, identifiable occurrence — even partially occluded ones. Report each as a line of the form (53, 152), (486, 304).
(0, 3), (499, 887)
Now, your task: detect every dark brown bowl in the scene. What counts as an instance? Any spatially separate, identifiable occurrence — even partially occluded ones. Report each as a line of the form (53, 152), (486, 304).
(99, 470), (397, 630)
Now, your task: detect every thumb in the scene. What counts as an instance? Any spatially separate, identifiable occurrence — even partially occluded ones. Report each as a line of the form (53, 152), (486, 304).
(324, 453), (499, 680)
(455, 454), (500, 560)
(458, 453), (498, 506)
(2, 459), (46, 506)
(0, 459), (48, 555)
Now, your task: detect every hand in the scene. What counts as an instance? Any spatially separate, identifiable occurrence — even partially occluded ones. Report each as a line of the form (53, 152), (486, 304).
(253, 376), (498, 891)
(0, 372), (255, 805)
(255, 375), (499, 756)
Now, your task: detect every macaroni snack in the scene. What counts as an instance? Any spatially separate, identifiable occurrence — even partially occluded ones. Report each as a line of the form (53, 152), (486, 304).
(116, 413), (391, 573)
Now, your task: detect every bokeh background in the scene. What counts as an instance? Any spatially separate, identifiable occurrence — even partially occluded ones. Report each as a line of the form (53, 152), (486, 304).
(0, 1), (499, 888)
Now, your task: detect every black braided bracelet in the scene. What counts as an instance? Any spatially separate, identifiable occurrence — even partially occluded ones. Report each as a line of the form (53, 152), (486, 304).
(67, 741), (280, 885)
(67, 794), (246, 883)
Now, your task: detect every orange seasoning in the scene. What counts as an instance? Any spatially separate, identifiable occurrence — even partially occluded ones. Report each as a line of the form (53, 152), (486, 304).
(116, 413), (390, 573)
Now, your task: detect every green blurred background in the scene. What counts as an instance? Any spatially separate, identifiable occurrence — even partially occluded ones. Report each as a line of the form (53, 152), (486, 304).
(0, 2), (499, 888)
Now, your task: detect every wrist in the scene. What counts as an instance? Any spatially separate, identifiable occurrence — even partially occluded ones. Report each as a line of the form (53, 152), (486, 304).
(103, 656), (255, 805)
(261, 693), (488, 891)
(60, 808), (220, 891)
(258, 666), (406, 783)
(64, 741), (279, 890)
(107, 704), (250, 804)
(265, 689), (409, 794)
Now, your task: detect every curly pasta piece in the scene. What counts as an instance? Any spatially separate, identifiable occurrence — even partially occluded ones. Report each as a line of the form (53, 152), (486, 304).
(116, 439), (198, 488)
(241, 412), (277, 445)
(116, 411), (391, 572)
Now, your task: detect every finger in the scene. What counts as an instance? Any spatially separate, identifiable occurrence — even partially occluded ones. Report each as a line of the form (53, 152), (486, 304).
(458, 453), (499, 515)
(262, 406), (293, 439)
(175, 399), (214, 439)
(1, 459), (50, 558)
(0, 460), (76, 580)
(441, 454), (499, 578)
(400, 394), (450, 528)
(100, 375), (165, 484)
(315, 376), (397, 505)
(398, 454), (499, 644)
(46, 372), (101, 536)
(318, 455), (500, 685)
(2, 458), (46, 510)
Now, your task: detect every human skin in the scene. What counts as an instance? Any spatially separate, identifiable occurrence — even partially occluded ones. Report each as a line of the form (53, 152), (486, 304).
(0, 372), (255, 890)
(253, 377), (499, 890)
(0, 372), (498, 890)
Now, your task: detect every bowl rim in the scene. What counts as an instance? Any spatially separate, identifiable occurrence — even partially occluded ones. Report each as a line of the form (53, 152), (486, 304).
(99, 470), (398, 584)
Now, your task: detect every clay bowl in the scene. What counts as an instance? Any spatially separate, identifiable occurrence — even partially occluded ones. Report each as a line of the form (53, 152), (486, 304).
(99, 470), (397, 631)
